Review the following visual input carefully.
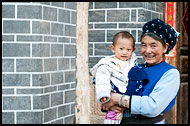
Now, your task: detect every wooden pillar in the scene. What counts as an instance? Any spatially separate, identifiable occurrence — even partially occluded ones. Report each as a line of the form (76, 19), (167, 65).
(75, 2), (90, 124)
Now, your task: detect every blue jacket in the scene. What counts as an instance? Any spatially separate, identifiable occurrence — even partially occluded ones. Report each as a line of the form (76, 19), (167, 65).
(129, 61), (180, 117)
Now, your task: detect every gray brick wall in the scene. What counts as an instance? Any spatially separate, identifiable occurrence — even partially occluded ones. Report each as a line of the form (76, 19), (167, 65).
(88, 2), (164, 68)
(2, 2), (77, 124)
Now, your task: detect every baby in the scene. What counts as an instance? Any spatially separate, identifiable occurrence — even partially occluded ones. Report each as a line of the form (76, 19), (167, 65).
(90, 31), (137, 124)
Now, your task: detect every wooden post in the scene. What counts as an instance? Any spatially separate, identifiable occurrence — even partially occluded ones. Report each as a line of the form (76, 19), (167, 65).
(75, 2), (90, 124)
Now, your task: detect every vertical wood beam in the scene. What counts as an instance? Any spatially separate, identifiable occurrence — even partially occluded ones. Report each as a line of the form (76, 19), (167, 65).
(75, 2), (90, 124)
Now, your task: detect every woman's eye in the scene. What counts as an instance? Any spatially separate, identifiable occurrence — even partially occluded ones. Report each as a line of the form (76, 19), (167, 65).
(151, 45), (157, 48)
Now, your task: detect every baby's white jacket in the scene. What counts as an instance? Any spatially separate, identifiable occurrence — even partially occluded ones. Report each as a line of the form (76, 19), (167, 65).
(90, 52), (137, 104)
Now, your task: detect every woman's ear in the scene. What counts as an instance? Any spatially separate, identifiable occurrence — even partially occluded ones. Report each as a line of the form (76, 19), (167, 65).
(110, 45), (115, 53)
(164, 43), (169, 53)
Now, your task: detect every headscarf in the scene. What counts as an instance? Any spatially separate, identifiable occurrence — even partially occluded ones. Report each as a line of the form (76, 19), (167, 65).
(142, 19), (180, 54)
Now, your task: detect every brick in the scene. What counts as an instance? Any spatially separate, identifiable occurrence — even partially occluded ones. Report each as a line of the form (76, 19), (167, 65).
(17, 35), (43, 42)
(2, 88), (14, 94)
(32, 43), (50, 57)
(32, 73), (50, 86)
(3, 20), (30, 33)
(58, 37), (70, 43)
(71, 103), (75, 114)
(16, 59), (43, 72)
(89, 2), (93, 9)
(44, 36), (57, 42)
(40, 2), (50, 5)
(65, 90), (76, 103)
(65, 25), (76, 37)
(17, 5), (42, 19)
(2, 5), (15, 18)
(51, 23), (64, 35)
(17, 112), (42, 124)
(2, 35), (14, 42)
(17, 88), (43, 94)
(2, 59), (14, 72)
(88, 30), (105, 42)
(71, 58), (76, 69)
(52, 2), (64, 7)
(156, 2), (164, 12)
(3, 74), (30, 87)
(131, 9), (137, 22)
(3, 96), (31, 110)
(138, 30), (142, 42)
(44, 58), (57, 72)
(43, 6), (57, 21)
(147, 2), (156, 11)
(2, 112), (15, 124)
(65, 115), (74, 124)
(119, 23), (143, 29)
(32, 21), (50, 34)
(65, 71), (76, 83)
(58, 104), (70, 117)
(137, 57), (145, 64)
(152, 12), (159, 19)
(89, 10), (105, 22)
(59, 9), (70, 23)
(71, 83), (76, 89)
(51, 119), (64, 124)
(94, 43), (113, 56)
(138, 9), (151, 22)
(94, 23), (117, 29)
(33, 95), (50, 109)
(64, 44), (76, 56)
(58, 58), (70, 70)
(3, 43), (30, 57)
(51, 92), (63, 107)
(88, 24), (93, 29)
(44, 108), (57, 123)
(71, 11), (77, 24)
(51, 44), (63, 57)
(51, 72), (63, 85)
(58, 84), (70, 91)
(65, 2), (77, 10)
(107, 10), (130, 22)
(131, 30), (136, 41)
(88, 56), (102, 68)
(119, 2), (145, 8)
(134, 43), (142, 56)
(107, 30), (121, 42)
(88, 43), (93, 56)
(95, 2), (117, 8)
(44, 85), (57, 93)
(71, 38), (76, 43)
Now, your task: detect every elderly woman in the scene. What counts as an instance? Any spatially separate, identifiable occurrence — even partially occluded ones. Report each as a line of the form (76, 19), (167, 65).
(101, 19), (180, 124)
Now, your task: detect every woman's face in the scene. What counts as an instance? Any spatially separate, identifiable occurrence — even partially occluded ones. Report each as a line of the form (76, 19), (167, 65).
(140, 35), (169, 66)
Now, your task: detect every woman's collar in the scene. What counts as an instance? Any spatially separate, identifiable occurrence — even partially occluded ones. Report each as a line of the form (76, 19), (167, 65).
(145, 59), (165, 67)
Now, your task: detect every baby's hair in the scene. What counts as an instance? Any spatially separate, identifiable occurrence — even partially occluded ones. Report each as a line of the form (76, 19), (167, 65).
(112, 31), (135, 48)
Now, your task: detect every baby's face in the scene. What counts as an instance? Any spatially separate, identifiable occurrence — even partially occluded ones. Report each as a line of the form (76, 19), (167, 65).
(110, 37), (134, 61)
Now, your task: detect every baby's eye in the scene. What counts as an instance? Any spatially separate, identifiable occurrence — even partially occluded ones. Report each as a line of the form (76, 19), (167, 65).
(120, 48), (123, 50)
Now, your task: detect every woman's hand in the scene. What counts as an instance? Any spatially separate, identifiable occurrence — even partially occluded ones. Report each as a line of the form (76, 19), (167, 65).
(110, 105), (126, 113)
(101, 92), (125, 113)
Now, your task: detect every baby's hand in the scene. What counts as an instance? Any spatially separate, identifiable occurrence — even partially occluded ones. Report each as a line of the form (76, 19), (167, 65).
(100, 97), (108, 103)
